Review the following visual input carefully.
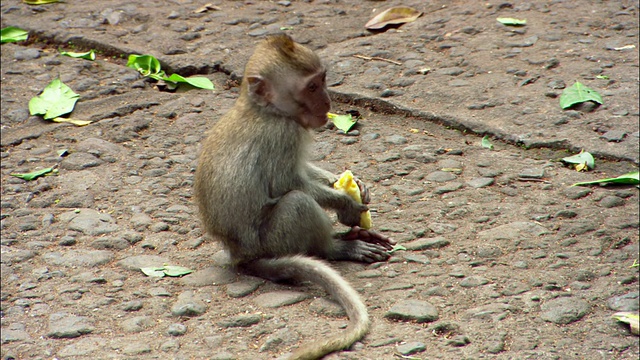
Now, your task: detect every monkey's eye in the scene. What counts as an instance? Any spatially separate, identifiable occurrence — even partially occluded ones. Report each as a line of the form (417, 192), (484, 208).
(308, 82), (318, 92)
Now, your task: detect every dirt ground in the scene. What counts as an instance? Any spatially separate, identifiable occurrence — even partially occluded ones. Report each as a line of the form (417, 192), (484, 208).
(1, 1), (639, 359)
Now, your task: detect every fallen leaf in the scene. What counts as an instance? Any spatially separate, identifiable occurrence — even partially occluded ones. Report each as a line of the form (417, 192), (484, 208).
(365, 6), (422, 30)
(11, 167), (55, 181)
(559, 81), (603, 109)
(52, 117), (92, 126)
(28, 78), (80, 120)
(497, 17), (527, 26)
(562, 151), (595, 170)
(571, 171), (639, 187)
(481, 135), (494, 150)
(328, 112), (357, 133)
(613, 312), (639, 335)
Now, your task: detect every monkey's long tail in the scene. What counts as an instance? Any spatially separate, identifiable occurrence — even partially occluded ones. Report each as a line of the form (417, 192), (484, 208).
(249, 255), (370, 360)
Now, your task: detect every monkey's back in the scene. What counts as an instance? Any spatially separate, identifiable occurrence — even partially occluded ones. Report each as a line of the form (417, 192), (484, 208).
(194, 106), (311, 261)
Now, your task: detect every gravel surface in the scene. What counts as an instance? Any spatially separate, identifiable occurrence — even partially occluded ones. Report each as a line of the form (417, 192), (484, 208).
(1, 1), (638, 359)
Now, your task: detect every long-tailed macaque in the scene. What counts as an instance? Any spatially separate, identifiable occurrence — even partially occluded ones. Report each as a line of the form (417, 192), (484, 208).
(194, 34), (394, 360)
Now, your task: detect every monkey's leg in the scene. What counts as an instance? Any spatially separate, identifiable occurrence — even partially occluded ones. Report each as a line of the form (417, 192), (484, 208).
(260, 191), (390, 263)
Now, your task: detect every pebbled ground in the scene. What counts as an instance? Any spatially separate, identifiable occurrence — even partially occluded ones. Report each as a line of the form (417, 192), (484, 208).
(1, 1), (639, 359)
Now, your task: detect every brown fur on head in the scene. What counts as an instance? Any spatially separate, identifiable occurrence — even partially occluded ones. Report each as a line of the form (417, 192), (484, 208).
(246, 34), (323, 78)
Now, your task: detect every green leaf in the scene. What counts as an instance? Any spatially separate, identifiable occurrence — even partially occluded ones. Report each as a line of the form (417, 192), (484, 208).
(596, 75), (609, 80)
(162, 265), (194, 277)
(127, 54), (163, 77)
(388, 244), (407, 254)
(612, 312), (639, 335)
(328, 113), (357, 133)
(23, 0), (60, 4)
(562, 151), (595, 170)
(11, 167), (55, 181)
(1, 26), (29, 43)
(28, 78), (80, 120)
(497, 17), (527, 26)
(59, 49), (96, 61)
(571, 171), (639, 187)
(365, 6), (422, 30)
(164, 73), (214, 90)
(481, 135), (494, 150)
(140, 267), (166, 278)
(559, 81), (603, 109)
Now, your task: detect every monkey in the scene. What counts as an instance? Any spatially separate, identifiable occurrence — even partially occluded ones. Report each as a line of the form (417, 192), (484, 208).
(194, 34), (394, 360)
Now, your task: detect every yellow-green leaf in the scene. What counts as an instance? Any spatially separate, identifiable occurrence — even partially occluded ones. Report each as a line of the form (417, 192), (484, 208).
(497, 17), (527, 26)
(23, 0), (60, 4)
(59, 49), (96, 61)
(365, 6), (422, 30)
(328, 112), (357, 133)
(52, 117), (92, 126)
(613, 312), (639, 335)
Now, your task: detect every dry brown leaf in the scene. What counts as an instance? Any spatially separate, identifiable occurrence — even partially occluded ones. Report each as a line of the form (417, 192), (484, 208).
(365, 6), (422, 30)
(195, 3), (221, 13)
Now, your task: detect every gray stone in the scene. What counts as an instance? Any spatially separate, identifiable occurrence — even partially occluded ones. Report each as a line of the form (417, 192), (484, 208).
(426, 171), (457, 182)
(59, 209), (118, 236)
(171, 291), (208, 316)
(460, 276), (490, 288)
(540, 297), (590, 324)
(464, 303), (515, 321)
(607, 291), (639, 311)
(47, 313), (94, 338)
(60, 152), (104, 170)
(599, 195), (625, 208)
(226, 279), (264, 298)
(42, 250), (113, 268)
(167, 323), (187, 336)
(600, 130), (626, 142)
(57, 337), (105, 357)
(253, 291), (309, 308)
(434, 182), (464, 194)
(467, 177), (494, 188)
(308, 298), (346, 317)
(384, 135), (408, 145)
(397, 341), (427, 355)
(121, 316), (154, 333)
(180, 266), (237, 286)
(518, 168), (545, 179)
(217, 314), (261, 328)
(385, 300), (438, 323)
(404, 236), (450, 251)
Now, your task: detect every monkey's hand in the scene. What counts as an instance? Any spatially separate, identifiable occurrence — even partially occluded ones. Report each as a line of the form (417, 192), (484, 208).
(354, 177), (371, 205)
(341, 226), (395, 251)
(336, 201), (369, 228)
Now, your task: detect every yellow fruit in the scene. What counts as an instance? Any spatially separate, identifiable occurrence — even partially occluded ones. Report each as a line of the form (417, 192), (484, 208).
(333, 170), (372, 229)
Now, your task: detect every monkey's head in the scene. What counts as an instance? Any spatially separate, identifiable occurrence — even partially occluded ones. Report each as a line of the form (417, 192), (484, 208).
(243, 34), (331, 129)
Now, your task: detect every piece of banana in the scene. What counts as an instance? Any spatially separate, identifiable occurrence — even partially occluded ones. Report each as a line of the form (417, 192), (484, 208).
(333, 170), (372, 229)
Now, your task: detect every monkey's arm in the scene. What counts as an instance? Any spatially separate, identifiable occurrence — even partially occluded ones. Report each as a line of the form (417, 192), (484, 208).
(306, 163), (371, 204)
(305, 163), (338, 186)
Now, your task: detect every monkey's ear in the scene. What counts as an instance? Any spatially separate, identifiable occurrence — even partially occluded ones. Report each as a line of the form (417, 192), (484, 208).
(247, 75), (272, 105)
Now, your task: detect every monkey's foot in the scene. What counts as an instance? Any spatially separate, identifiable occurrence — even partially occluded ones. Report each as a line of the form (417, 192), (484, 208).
(340, 226), (395, 251)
